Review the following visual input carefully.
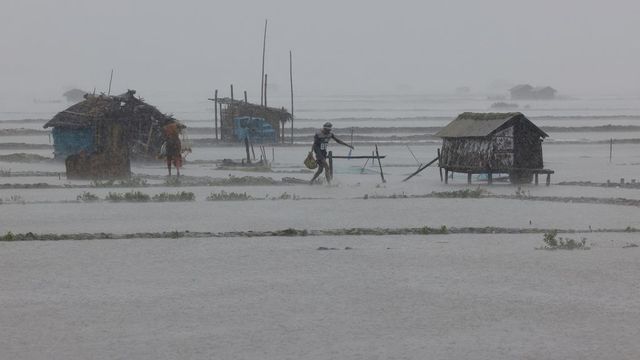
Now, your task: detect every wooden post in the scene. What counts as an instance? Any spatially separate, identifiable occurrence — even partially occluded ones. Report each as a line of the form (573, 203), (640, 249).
(444, 169), (449, 184)
(214, 89), (218, 140)
(244, 90), (248, 103)
(328, 151), (333, 179)
(488, 172), (493, 185)
(375, 144), (386, 183)
(467, 172), (472, 184)
(546, 173), (551, 186)
(609, 138), (613, 162)
(535, 173), (539, 185)
(289, 50), (294, 145)
(244, 137), (251, 164)
(264, 74), (268, 107)
(260, 19), (267, 106)
(437, 148), (443, 182)
(218, 103), (223, 141)
(230, 84), (234, 102)
(272, 147), (275, 162)
(107, 69), (114, 95)
(251, 142), (256, 161)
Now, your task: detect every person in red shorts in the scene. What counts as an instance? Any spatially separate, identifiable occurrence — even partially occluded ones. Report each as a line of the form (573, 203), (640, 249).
(163, 121), (186, 177)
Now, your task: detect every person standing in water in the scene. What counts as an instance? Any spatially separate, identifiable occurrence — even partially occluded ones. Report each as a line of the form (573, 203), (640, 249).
(310, 122), (354, 184)
(163, 121), (186, 177)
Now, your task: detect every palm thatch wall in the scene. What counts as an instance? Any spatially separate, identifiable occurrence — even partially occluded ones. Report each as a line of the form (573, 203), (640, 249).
(436, 112), (548, 182)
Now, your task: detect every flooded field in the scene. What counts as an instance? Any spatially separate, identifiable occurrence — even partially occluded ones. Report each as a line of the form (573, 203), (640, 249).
(1, 94), (640, 359)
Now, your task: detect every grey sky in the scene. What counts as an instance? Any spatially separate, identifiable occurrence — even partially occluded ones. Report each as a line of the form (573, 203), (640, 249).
(1, 0), (639, 100)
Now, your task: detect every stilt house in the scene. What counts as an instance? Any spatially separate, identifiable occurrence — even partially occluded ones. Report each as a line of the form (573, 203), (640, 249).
(435, 112), (553, 184)
(218, 98), (291, 143)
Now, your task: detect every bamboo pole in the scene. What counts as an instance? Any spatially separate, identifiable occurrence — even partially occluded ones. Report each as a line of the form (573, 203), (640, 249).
(402, 156), (439, 182)
(214, 90), (218, 140)
(264, 74), (268, 107)
(437, 148), (442, 182)
(244, 137), (251, 164)
(375, 144), (386, 183)
(289, 50), (294, 144)
(260, 19), (267, 106)
(219, 103), (223, 141)
(107, 69), (114, 95)
(328, 151), (333, 180)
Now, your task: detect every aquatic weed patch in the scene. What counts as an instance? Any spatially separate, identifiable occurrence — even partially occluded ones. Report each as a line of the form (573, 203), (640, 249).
(206, 191), (253, 201)
(77, 191), (100, 202)
(429, 188), (488, 198)
(0, 226), (636, 242)
(152, 191), (195, 202)
(92, 177), (148, 188)
(105, 191), (151, 202)
(536, 230), (590, 250)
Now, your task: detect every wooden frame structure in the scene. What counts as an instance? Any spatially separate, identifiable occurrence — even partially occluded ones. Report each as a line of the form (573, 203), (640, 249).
(217, 98), (291, 144)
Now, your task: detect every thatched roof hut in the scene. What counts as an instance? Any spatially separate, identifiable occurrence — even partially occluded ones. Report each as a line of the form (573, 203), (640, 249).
(435, 112), (551, 184)
(44, 90), (177, 160)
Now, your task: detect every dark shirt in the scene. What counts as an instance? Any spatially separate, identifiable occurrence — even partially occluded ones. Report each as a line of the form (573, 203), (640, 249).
(313, 130), (335, 156)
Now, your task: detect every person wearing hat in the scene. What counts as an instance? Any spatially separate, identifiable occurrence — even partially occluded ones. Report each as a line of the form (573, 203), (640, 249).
(310, 122), (354, 184)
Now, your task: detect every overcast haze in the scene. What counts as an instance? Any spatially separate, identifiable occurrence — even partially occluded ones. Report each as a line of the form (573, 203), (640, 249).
(2, 0), (640, 101)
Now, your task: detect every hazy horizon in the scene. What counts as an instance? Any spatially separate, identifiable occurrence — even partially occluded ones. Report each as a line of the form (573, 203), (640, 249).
(2, 0), (640, 103)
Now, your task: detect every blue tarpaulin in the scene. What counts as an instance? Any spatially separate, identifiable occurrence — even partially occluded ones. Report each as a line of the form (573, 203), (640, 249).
(233, 116), (276, 143)
(51, 127), (95, 159)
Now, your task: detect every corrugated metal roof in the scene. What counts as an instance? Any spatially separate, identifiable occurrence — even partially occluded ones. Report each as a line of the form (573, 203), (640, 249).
(435, 112), (547, 138)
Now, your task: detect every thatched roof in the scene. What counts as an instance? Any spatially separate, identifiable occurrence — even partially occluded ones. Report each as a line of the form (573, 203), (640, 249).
(218, 98), (292, 122)
(44, 90), (174, 129)
(435, 112), (548, 138)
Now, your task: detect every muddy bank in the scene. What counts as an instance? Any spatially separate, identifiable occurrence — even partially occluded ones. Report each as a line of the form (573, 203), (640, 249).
(0, 153), (53, 163)
(0, 175), (305, 189)
(364, 190), (640, 207)
(1, 225), (637, 242)
(559, 181), (640, 189)
(0, 170), (63, 177)
(0, 143), (52, 150)
(0, 128), (50, 136)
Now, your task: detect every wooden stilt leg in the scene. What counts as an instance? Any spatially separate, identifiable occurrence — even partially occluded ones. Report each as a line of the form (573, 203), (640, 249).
(546, 173), (551, 186)
(535, 173), (539, 185)
(488, 172), (493, 185)
(444, 169), (449, 184)
(467, 172), (472, 184)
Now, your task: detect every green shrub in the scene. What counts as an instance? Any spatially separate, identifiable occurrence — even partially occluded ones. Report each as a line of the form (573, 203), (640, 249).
(206, 191), (253, 201)
(77, 192), (100, 202)
(430, 188), (487, 198)
(152, 191), (195, 202)
(105, 191), (150, 202)
(540, 230), (589, 250)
